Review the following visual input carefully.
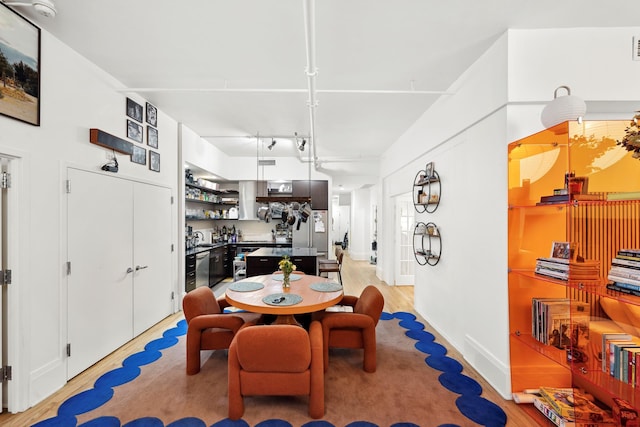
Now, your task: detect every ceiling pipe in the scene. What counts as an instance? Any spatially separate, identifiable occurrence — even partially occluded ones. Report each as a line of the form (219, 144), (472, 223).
(302, 0), (319, 170)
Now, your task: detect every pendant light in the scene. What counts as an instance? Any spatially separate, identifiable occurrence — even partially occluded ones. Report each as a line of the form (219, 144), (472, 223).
(540, 86), (586, 128)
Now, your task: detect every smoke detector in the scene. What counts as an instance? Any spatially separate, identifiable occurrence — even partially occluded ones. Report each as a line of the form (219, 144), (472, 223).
(2, 0), (57, 18)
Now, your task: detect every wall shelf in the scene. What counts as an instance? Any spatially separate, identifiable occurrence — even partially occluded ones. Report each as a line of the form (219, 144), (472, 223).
(413, 221), (441, 266)
(413, 164), (441, 213)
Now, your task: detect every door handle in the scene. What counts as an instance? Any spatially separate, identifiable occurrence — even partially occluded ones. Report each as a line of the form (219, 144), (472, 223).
(126, 267), (134, 274)
(135, 265), (148, 271)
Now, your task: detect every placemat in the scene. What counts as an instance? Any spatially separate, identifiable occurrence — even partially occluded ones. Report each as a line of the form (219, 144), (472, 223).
(310, 282), (343, 292)
(262, 293), (303, 306)
(228, 281), (264, 292)
(271, 273), (303, 282)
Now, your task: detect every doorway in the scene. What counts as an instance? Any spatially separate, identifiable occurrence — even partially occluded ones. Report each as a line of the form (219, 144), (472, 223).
(394, 193), (414, 286)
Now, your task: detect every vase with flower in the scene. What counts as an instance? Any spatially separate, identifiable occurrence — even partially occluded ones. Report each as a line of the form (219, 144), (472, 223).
(278, 255), (297, 289)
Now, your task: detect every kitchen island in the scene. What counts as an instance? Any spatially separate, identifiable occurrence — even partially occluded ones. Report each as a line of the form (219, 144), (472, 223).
(245, 247), (318, 276)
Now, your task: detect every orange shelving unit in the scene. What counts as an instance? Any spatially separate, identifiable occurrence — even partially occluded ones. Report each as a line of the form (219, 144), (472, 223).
(508, 120), (640, 424)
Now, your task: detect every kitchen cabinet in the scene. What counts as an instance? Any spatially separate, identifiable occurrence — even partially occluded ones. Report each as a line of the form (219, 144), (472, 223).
(185, 254), (196, 292)
(292, 180), (329, 210)
(246, 247), (318, 276)
(210, 245), (227, 286)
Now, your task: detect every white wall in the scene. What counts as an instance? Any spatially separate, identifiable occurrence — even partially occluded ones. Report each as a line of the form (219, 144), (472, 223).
(377, 27), (640, 399)
(349, 188), (372, 261)
(1, 30), (179, 410)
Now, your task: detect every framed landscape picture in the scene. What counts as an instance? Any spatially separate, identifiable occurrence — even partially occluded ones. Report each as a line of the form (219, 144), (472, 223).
(146, 102), (157, 127)
(131, 145), (146, 165)
(127, 119), (143, 143)
(147, 126), (158, 148)
(0, 3), (41, 126)
(126, 98), (143, 122)
(149, 151), (160, 172)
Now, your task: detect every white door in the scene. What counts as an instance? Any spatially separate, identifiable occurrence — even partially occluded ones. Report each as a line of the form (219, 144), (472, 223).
(132, 183), (172, 336)
(67, 169), (134, 379)
(395, 193), (414, 285)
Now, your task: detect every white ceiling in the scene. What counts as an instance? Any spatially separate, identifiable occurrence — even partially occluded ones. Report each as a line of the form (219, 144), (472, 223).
(6, 0), (639, 193)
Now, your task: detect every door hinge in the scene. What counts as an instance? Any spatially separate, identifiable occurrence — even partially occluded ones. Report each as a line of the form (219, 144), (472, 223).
(1, 366), (12, 382)
(0, 270), (11, 285)
(1, 172), (10, 189)
(66, 261), (71, 275)
(170, 196), (174, 204)
(65, 180), (71, 194)
(171, 291), (175, 300)
(171, 244), (174, 252)
(66, 343), (71, 357)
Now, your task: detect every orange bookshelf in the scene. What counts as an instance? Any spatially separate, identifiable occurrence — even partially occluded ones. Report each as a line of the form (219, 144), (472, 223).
(508, 120), (640, 425)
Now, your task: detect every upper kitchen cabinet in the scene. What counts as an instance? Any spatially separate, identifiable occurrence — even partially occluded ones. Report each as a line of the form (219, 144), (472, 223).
(292, 180), (329, 210)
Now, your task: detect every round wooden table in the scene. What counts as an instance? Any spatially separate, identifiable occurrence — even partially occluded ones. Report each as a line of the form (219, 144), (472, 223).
(225, 274), (344, 325)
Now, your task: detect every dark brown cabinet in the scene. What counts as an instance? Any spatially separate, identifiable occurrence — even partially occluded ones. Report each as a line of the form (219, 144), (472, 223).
(245, 247), (318, 276)
(292, 180), (328, 210)
(185, 254), (196, 292)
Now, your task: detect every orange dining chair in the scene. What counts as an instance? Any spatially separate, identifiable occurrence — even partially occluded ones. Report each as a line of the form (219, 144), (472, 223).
(228, 322), (324, 419)
(182, 287), (262, 375)
(315, 285), (384, 373)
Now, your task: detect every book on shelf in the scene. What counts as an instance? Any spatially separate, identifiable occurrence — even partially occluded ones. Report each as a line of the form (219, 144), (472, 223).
(531, 298), (589, 349)
(538, 387), (611, 423)
(602, 332), (632, 374)
(609, 266), (640, 282)
(533, 395), (615, 427)
(607, 283), (640, 297)
(612, 257), (640, 269)
(606, 191), (640, 201)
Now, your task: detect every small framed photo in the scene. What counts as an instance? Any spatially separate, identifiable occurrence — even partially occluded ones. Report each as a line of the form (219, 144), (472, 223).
(146, 102), (157, 127)
(425, 162), (434, 178)
(550, 241), (577, 261)
(127, 119), (143, 143)
(131, 145), (146, 165)
(147, 126), (158, 148)
(126, 98), (143, 122)
(149, 151), (160, 172)
(567, 176), (589, 195)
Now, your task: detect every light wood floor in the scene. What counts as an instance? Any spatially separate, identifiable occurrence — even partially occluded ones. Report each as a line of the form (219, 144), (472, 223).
(0, 251), (535, 427)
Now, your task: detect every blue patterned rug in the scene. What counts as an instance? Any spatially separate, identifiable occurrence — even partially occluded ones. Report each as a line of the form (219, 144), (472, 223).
(31, 312), (507, 427)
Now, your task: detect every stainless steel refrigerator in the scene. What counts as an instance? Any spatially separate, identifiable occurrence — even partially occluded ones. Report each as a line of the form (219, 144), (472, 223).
(292, 210), (329, 257)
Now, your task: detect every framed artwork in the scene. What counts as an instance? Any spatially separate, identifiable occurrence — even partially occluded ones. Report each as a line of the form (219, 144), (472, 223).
(146, 102), (157, 127)
(550, 241), (577, 261)
(149, 151), (160, 172)
(147, 126), (158, 148)
(425, 162), (434, 178)
(130, 145), (146, 165)
(127, 119), (143, 143)
(126, 98), (143, 122)
(0, 3), (41, 126)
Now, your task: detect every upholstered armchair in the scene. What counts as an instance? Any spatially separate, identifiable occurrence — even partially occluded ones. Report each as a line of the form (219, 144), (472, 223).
(228, 321), (324, 420)
(182, 286), (262, 375)
(315, 285), (384, 373)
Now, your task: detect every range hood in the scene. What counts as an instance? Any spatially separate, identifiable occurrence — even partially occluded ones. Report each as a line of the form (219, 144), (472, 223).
(238, 180), (258, 220)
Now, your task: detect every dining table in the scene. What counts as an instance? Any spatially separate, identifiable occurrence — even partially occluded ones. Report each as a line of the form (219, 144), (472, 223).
(224, 273), (344, 325)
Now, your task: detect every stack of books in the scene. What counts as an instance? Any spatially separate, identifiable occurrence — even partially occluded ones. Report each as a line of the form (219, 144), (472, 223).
(533, 387), (615, 427)
(607, 249), (640, 296)
(600, 332), (640, 385)
(535, 257), (601, 281)
(532, 298), (590, 350)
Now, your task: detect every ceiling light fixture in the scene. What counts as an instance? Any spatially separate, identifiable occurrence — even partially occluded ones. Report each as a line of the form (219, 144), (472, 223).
(267, 139), (276, 150)
(540, 85), (586, 129)
(3, 0), (57, 18)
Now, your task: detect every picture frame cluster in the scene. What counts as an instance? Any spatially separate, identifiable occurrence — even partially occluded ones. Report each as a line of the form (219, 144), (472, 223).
(126, 97), (160, 172)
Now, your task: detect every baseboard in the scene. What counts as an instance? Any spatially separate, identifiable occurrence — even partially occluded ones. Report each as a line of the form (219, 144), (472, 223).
(463, 334), (512, 399)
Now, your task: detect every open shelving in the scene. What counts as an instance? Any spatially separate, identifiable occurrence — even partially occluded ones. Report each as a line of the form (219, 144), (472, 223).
(508, 120), (640, 424)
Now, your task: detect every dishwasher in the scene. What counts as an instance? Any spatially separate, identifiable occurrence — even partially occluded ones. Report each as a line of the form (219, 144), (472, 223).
(195, 251), (210, 288)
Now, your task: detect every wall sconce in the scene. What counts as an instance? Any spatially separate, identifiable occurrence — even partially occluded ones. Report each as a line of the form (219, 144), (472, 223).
(297, 139), (307, 151)
(267, 139), (276, 150)
(540, 86), (587, 128)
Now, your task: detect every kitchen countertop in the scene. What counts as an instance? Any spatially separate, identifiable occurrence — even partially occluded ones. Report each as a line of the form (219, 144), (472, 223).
(185, 240), (292, 256)
(245, 247), (317, 258)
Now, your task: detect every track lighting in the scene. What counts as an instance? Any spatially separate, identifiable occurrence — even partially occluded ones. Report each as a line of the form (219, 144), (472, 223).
(267, 139), (276, 150)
